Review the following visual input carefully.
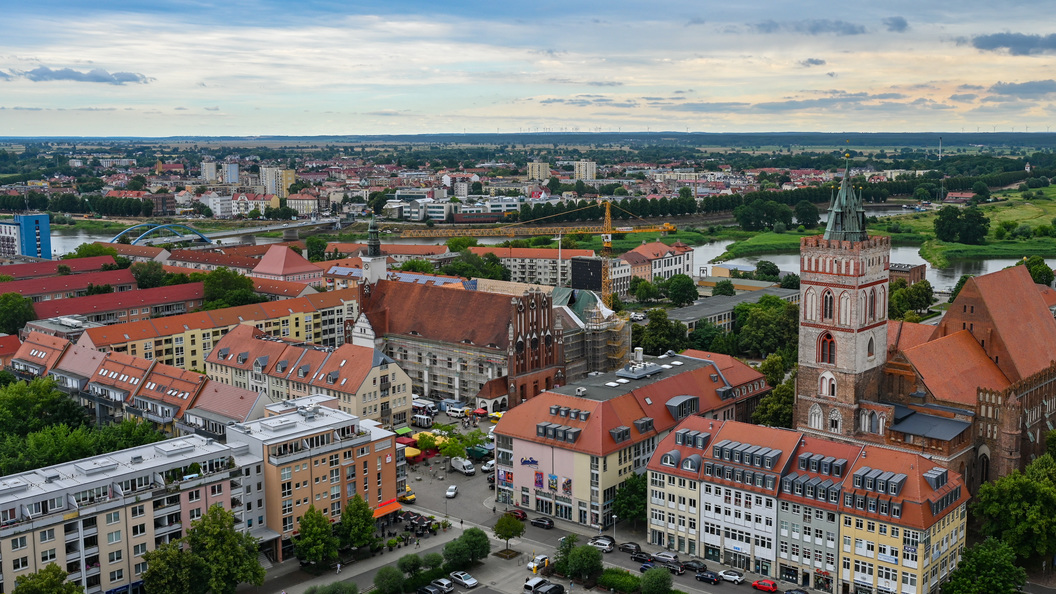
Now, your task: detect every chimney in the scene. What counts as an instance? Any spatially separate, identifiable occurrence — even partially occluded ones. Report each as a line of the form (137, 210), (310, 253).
(634, 347), (644, 363)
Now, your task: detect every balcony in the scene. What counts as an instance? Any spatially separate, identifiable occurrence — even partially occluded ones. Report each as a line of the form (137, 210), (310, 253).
(155, 521), (182, 535)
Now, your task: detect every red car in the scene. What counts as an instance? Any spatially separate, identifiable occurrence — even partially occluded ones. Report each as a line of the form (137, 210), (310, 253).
(507, 509), (528, 521)
(752, 579), (779, 593)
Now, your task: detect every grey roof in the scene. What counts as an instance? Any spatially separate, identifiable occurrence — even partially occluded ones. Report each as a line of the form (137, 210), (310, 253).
(890, 411), (971, 441)
(823, 163), (869, 242)
(549, 353), (715, 402)
(666, 287), (800, 325)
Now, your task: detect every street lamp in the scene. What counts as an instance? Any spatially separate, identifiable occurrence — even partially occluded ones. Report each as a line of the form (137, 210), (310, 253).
(612, 515), (617, 543)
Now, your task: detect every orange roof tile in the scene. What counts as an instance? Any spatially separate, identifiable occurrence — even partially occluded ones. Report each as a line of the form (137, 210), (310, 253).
(0, 255), (115, 279)
(12, 332), (70, 373)
(0, 269), (135, 298)
(886, 320), (936, 356)
(903, 330), (1009, 405)
(252, 245), (322, 276)
(32, 283), (204, 319)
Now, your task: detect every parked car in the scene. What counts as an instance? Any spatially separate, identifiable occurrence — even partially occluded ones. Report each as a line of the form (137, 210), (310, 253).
(537, 584), (565, 594)
(449, 571), (478, 588)
(481, 460), (495, 472)
(752, 579), (779, 592)
(785, 590), (808, 594)
(718, 569), (745, 584)
(590, 535), (615, 545)
(530, 517), (555, 529)
(445, 485), (458, 498)
(590, 540), (614, 553)
(618, 542), (642, 554)
(639, 562), (655, 573)
(682, 560), (707, 573)
(431, 579), (455, 594)
(695, 570), (721, 584)
(630, 552), (654, 564)
(652, 551), (679, 564)
(508, 509), (528, 521)
(662, 562), (685, 575)
(418, 586), (443, 594)
(527, 554), (549, 571)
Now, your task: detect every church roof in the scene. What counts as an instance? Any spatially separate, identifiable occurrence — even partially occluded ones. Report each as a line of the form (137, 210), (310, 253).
(252, 245), (320, 276)
(822, 163), (868, 242)
(902, 330), (1009, 405)
(886, 320), (935, 357)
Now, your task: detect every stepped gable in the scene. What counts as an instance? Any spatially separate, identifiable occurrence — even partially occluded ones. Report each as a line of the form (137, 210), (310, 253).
(361, 279), (512, 350)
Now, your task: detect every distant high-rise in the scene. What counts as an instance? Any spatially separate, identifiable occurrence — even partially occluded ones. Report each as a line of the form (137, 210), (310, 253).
(201, 161), (217, 182)
(573, 160), (596, 181)
(260, 167), (297, 198)
(0, 214), (51, 259)
(527, 161), (551, 180)
(221, 162), (239, 185)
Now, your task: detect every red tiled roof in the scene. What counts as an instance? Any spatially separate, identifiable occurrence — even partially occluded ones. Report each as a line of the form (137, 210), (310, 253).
(216, 241), (306, 259)
(52, 342), (107, 380)
(252, 278), (315, 298)
(0, 269), (135, 298)
(134, 363), (208, 418)
(252, 245), (321, 276)
(90, 351), (153, 396)
(467, 247), (596, 260)
(168, 250), (259, 270)
(886, 320), (936, 356)
(309, 343), (379, 393)
(12, 332), (69, 372)
(95, 242), (166, 258)
(0, 255), (115, 279)
(32, 283), (204, 319)
(187, 381), (262, 423)
(903, 330), (1009, 405)
(362, 280), (512, 350)
(0, 334), (22, 358)
(329, 243), (449, 257)
(627, 240), (692, 260)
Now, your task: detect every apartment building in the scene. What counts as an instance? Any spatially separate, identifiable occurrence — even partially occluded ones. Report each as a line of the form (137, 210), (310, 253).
(32, 283), (206, 325)
(623, 240), (695, 282)
(492, 351), (767, 529)
(96, 243), (170, 264)
(205, 325), (414, 428)
(75, 287), (360, 369)
(260, 167), (297, 199)
(0, 434), (261, 594)
(1, 269), (136, 303)
(574, 160), (597, 181)
(644, 418), (968, 594)
(527, 161), (551, 181)
(0, 255), (115, 279)
(166, 250), (259, 273)
(225, 396), (404, 561)
(466, 247), (596, 286)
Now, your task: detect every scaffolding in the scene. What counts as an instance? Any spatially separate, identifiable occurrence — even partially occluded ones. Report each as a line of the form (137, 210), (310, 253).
(584, 306), (630, 375)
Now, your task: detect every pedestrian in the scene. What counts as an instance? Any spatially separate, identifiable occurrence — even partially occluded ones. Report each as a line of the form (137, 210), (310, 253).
(416, 539), (421, 549)
(336, 562), (341, 574)
(460, 518), (464, 528)
(570, 580), (574, 591)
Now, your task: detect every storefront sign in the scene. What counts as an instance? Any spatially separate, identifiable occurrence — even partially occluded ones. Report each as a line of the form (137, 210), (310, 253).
(878, 553), (898, 564)
(521, 457), (539, 467)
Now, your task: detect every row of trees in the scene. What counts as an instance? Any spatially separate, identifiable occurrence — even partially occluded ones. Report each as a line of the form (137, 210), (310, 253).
(374, 528), (491, 594)
(628, 274), (699, 308)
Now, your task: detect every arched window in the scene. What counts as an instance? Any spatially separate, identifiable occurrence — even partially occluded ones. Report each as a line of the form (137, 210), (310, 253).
(823, 291), (834, 320)
(819, 333), (836, 364)
(809, 404), (823, 430)
(867, 337), (875, 357)
(869, 289), (877, 321)
(828, 409), (842, 434)
(819, 371), (837, 397)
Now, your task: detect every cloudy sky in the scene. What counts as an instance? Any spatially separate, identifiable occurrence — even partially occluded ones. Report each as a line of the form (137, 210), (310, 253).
(2, 0), (1056, 137)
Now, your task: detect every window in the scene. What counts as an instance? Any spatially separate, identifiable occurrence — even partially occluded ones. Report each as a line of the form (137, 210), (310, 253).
(12, 556), (28, 571)
(823, 291), (834, 319)
(132, 523), (146, 537)
(131, 504), (145, 518)
(110, 569), (124, 582)
(107, 511), (121, 524)
(190, 508), (202, 521)
(41, 548), (56, 563)
(188, 489), (201, 502)
(819, 333), (836, 364)
(134, 543), (147, 556)
(107, 530), (122, 544)
(210, 484), (223, 496)
(39, 528), (54, 542)
(135, 561), (148, 576)
(11, 536), (26, 550)
(109, 550), (123, 563)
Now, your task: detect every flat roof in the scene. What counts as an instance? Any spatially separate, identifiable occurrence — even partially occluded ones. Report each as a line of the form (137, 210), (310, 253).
(549, 354), (715, 402)
(667, 287), (800, 323)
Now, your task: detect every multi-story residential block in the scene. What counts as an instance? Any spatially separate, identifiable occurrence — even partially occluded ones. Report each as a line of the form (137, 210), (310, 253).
(527, 161), (551, 181)
(622, 240), (695, 282)
(467, 247), (596, 286)
(203, 193), (233, 219)
(166, 250), (259, 273)
(222, 162), (239, 184)
(32, 283), (206, 325)
(1, 269), (136, 302)
(205, 325), (414, 427)
(0, 434), (262, 594)
(96, 243), (170, 264)
(20, 315), (104, 342)
(260, 167), (297, 198)
(644, 417), (968, 594)
(225, 396), (403, 561)
(76, 287), (361, 369)
(0, 255), (115, 279)
(286, 193), (320, 216)
(0, 214), (52, 259)
(230, 193), (278, 217)
(201, 160), (218, 181)
(573, 160), (597, 181)
(493, 350), (768, 529)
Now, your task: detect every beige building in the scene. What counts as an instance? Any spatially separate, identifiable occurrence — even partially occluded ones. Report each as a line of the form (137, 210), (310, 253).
(527, 161), (552, 181)
(574, 160), (597, 181)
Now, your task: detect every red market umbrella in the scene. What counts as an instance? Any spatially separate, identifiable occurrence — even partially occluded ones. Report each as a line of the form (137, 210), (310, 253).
(473, 408), (488, 416)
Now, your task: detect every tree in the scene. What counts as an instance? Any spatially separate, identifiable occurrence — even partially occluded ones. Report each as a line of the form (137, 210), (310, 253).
(443, 537), (472, 569)
(755, 260), (780, 280)
(305, 584), (360, 594)
(1048, 429), (1056, 459)
(634, 280), (660, 304)
(416, 432), (437, 452)
(611, 472), (647, 529)
(184, 504), (265, 594)
(461, 527), (491, 562)
(200, 267), (264, 308)
(336, 494), (377, 551)
(130, 261), (167, 290)
(933, 206), (962, 242)
(56, 264), (71, 275)
(757, 353), (786, 388)
(397, 553), (423, 577)
(666, 274), (698, 307)
(639, 567), (672, 594)
(446, 237), (479, 253)
(974, 454), (1056, 561)
(958, 206), (990, 245)
(422, 552), (444, 569)
(492, 511), (525, 551)
(306, 236), (328, 262)
(84, 283), (113, 295)
(566, 545), (604, 581)
(688, 320), (724, 352)
(972, 180), (991, 199)
(943, 538), (1025, 594)
(752, 374), (795, 428)
(794, 200), (820, 228)
(0, 292), (36, 334)
(247, 208), (262, 219)
(1018, 255), (1055, 286)
(64, 243), (117, 260)
(374, 566), (405, 594)
(636, 308), (689, 356)
(397, 259), (434, 273)
(294, 505), (339, 566)
(780, 273), (800, 289)
(143, 541), (201, 594)
(12, 563), (84, 594)
(712, 279), (736, 296)
(552, 533), (578, 574)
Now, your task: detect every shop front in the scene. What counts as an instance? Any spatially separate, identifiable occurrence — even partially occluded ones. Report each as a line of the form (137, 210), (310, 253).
(814, 570), (833, 593)
(753, 558), (772, 577)
(724, 547), (751, 570)
(704, 545), (721, 562)
(780, 564), (799, 583)
(853, 579), (875, 594)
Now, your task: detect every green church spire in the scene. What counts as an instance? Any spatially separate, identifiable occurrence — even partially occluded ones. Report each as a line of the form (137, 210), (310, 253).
(823, 157), (868, 242)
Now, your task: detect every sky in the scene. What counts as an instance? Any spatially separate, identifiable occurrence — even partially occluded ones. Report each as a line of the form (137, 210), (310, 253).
(2, 0), (1056, 137)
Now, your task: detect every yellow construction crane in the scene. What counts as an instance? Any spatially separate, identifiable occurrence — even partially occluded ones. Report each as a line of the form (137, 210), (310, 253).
(400, 201), (675, 305)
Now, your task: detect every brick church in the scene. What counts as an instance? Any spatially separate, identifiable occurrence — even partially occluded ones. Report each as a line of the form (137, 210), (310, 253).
(794, 166), (1056, 492)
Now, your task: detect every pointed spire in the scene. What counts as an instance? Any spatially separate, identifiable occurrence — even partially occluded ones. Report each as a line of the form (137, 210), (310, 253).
(823, 155), (869, 242)
(367, 215), (381, 258)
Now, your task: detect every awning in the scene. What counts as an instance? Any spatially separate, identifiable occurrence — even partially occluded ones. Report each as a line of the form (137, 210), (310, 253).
(395, 427), (413, 436)
(372, 501), (403, 519)
(404, 447), (421, 457)
(396, 436), (417, 446)
(473, 408), (488, 415)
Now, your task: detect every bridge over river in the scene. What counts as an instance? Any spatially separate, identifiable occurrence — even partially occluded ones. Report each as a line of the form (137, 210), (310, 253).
(108, 218), (341, 245)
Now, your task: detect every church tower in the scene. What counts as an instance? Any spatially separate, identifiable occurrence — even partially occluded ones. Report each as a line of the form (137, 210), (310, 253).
(360, 216), (388, 285)
(795, 161), (890, 439)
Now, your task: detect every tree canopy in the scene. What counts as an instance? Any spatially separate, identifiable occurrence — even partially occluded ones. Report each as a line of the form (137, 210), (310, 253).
(712, 279), (736, 296)
(12, 563), (84, 594)
(130, 260), (166, 289)
(336, 494), (377, 551)
(0, 292), (36, 334)
(64, 242), (117, 259)
(752, 371), (795, 428)
(933, 205), (990, 244)
(665, 274), (699, 307)
(943, 538), (1026, 594)
(611, 472), (647, 529)
(200, 267), (267, 309)
(440, 251), (510, 281)
(974, 453), (1056, 562)
(1017, 255), (1055, 286)
(294, 505), (339, 566)
(633, 308), (689, 355)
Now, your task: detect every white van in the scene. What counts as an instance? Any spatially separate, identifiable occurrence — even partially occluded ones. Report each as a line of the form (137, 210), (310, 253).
(450, 457), (475, 475)
(413, 399), (438, 415)
(411, 414), (434, 428)
(524, 577), (550, 594)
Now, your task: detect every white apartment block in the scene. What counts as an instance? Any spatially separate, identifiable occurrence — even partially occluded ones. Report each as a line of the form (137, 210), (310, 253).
(574, 160), (597, 181)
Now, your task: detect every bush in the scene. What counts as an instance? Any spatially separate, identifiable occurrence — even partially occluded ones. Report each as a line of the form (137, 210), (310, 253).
(773, 222), (786, 233)
(797, 225), (805, 232)
(598, 568), (640, 593)
(640, 567), (672, 594)
(994, 227), (1007, 240)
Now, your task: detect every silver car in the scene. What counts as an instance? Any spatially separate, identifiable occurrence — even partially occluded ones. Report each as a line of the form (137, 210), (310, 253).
(449, 571), (479, 588)
(431, 579), (455, 594)
(445, 485), (458, 498)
